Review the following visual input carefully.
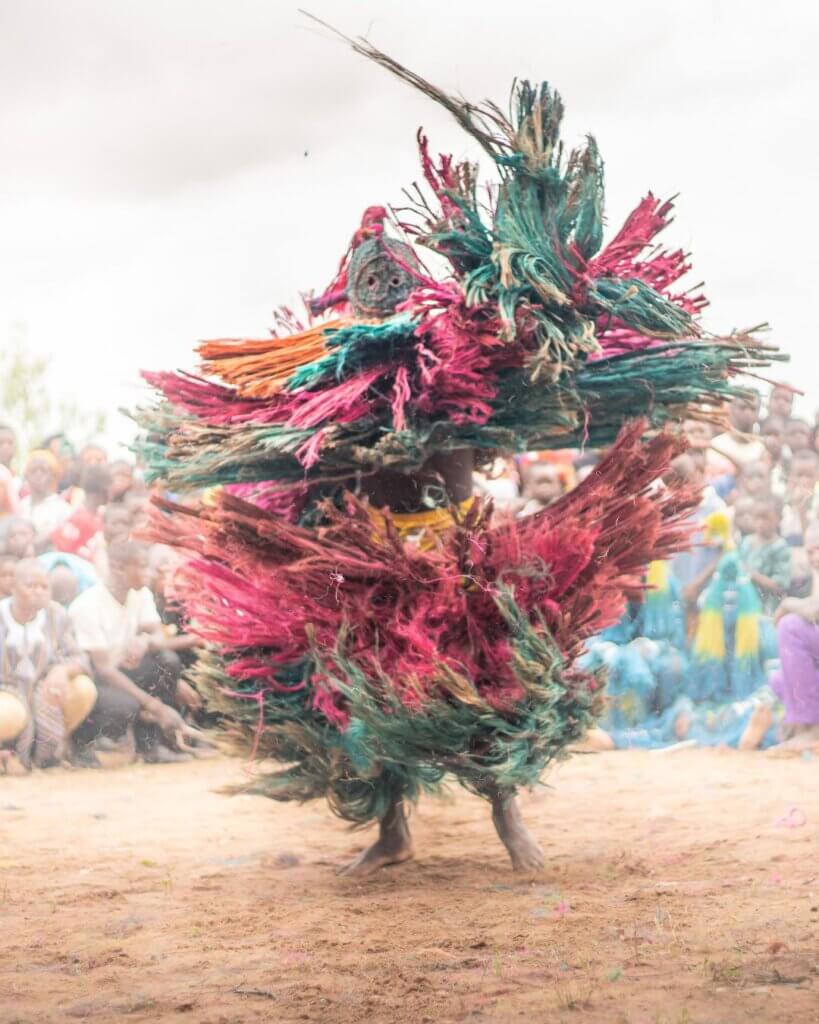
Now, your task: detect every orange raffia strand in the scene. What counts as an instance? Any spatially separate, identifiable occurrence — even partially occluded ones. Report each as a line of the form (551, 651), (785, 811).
(197, 319), (347, 398)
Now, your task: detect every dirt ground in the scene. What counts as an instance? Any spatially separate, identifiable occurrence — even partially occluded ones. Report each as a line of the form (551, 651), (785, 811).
(1, 750), (817, 1024)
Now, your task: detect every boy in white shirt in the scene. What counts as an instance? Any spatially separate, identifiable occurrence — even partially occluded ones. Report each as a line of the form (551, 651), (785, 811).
(70, 540), (199, 762)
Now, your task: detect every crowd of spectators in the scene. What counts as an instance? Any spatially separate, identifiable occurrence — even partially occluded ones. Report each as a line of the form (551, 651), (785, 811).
(2, 382), (819, 775)
(0, 427), (211, 775)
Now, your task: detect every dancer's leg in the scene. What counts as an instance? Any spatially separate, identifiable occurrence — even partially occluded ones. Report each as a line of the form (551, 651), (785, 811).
(338, 795), (414, 876)
(485, 784), (545, 872)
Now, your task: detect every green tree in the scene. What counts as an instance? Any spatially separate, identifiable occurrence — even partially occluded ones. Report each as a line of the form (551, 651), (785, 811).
(0, 321), (107, 453)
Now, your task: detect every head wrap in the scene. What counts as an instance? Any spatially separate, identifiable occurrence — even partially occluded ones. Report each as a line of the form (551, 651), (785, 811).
(25, 449), (59, 475)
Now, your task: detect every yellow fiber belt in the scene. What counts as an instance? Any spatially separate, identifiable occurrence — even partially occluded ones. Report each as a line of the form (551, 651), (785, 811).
(369, 497), (476, 549)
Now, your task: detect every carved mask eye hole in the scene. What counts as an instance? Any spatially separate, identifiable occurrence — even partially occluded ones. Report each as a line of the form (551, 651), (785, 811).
(389, 276), (402, 287)
(366, 275), (378, 287)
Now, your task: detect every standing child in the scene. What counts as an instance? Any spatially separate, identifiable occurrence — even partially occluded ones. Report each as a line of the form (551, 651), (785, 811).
(781, 450), (819, 546)
(733, 497), (757, 542)
(766, 384), (794, 422)
(785, 417), (812, 460)
(740, 497), (792, 615)
(710, 392), (765, 473)
(732, 460), (771, 504)
(759, 415), (787, 496)
(17, 451), (72, 552)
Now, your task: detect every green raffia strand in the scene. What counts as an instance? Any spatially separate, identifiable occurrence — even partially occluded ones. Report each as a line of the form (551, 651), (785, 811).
(416, 79), (697, 359)
(191, 587), (599, 823)
(137, 340), (782, 494)
(566, 138), (605, 260)
(285, 315), (418, 391)
(194, 651), (443, 822)
(587, 278), (694, 338)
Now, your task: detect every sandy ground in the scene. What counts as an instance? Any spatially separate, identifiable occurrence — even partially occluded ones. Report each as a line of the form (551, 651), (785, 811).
(0, 750), (817, 1024)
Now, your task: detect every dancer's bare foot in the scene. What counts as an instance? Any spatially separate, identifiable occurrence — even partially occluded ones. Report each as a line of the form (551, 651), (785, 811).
(338, 798), (414, 876)
(488, 786), (545, 872)
(767, 724), (819, 757)
(739, 703), (774, 750)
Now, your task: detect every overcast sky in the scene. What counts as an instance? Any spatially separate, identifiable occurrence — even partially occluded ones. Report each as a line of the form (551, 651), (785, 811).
(1, 0), (817, 449)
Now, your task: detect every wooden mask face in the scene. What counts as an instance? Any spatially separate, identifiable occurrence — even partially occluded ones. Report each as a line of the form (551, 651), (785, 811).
(347, 237), (419, 317)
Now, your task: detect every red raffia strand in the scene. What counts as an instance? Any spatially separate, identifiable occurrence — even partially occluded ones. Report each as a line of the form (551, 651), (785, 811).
(145, 364), (391, 432)
(146, 421), (696, 718)
(410, 286), (512, 424)
(416, 131), (473, 224)
(224, 482), (307, 521)
(141, 370), (271, 423)
(579, 193), (709, 359)
(589, 193), (677, 276)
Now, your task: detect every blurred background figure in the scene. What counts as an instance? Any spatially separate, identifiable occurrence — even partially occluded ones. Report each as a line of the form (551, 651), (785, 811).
(514, 460), (567, 518)
(18, 451), (72, 552)
(739, 496), (792, 615)
(682, 418), (714, 456)
(2, 518), (35, 559)
(0, 559), (96, 773)
(781, 450), (819, 546)
(766, 384), (794, 422)
(710, 392), (764, 474)
(50, 465), (112, 561)
(0, 423), (20, 518)
(759, 415), (787, 495)
(0, 552), (17, 598)
(472, 455), (520, 508)
(768, 524), (819, 752)
(108, 460), (135, 504)
(784, 417), (811, 461)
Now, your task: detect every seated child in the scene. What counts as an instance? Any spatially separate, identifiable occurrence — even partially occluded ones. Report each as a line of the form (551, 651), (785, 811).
(586, 686), (782, 751)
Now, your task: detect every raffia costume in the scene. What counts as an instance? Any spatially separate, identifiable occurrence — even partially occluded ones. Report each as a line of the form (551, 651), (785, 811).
(138, 44), (778, 849)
